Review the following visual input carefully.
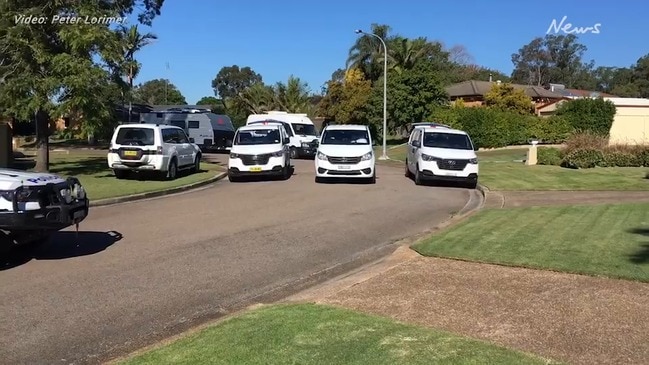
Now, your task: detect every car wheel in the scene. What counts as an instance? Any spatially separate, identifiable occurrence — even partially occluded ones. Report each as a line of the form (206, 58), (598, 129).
(191, 154), (201, 173)
(114, 169), (129, 179)
(228, 174), (239, 183)
(414, 166), (423, 185)
(467, 179), (478, 189)
(290, 147), (298, 159)
(167, 159), (178, 180)
(368, 172), (376, 184)
(281, 165), (290, 180)
(404, 160), (411, 178)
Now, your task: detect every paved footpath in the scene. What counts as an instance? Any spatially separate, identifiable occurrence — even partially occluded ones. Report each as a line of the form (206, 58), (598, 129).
(288, 190), (649, 365)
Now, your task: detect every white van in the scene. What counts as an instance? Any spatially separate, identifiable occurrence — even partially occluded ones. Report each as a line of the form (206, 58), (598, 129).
(228, 123), (292, 182)
(246, 111), (319, 159)
(404, 126), (479, 188)
(314, 124), (376, 184)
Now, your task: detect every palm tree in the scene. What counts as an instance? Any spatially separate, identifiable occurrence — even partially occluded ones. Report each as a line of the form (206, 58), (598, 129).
(109, 25), (157, 122)
(346, 23), (392, 81)
(238, 83), (275, 114)
(386, 37), (434, 74)
(273, 76), (311, 113)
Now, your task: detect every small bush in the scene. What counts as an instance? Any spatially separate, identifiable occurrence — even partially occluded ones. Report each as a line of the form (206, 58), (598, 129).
(537, 147), (563, 165)
(561, 148), (604, 169)
(601, 150), (643, 167)
(563, 131), (608, 154)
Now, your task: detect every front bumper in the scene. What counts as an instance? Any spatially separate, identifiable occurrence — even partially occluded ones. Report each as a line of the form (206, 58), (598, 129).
(418, 160), (479, 182)
(0, 177), (90, 231)
(315, 158), (375, 178)
(228, 156), (286, 176)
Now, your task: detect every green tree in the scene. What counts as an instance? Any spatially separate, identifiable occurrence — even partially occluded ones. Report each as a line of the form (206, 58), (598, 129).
(555, 98), (617, 136)
(0, 0), (164, 171)
(212, 65), (262, 99)
(346, 23), (393, 81)
(511, 34), (595, 88)
(273, 76), (312, 114)
(133, 79), (186, 105)
(368, 61), (448, 134)
(484, 83), (535, 115)
(195, 96), (226, 113)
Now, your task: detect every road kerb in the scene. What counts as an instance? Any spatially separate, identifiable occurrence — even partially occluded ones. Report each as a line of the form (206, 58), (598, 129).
(90, 172), (227, 207)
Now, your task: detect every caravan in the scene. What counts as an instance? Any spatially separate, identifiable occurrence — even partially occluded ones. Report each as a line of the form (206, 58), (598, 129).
(246, 111), (319, 159)
(139, 110), (236, 152)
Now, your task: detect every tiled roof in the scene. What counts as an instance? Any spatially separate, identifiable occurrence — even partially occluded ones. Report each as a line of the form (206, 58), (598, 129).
(446, 80), (566, 99)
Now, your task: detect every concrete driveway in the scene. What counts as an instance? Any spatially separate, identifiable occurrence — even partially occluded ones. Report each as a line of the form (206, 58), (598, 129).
(0, 158), (471, 365)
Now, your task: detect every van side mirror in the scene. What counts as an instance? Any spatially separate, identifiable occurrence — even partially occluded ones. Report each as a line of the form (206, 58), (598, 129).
(412, 140), (420, 148)
(189, 138), (195, 143)
(312, 140), (319, 146)
(283, 137), (290, 144)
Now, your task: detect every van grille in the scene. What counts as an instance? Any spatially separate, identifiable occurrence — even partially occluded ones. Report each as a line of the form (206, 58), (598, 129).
(437, 159), (468, 171)
(240, 154), (270, 166)
(327, 156), (361, 164)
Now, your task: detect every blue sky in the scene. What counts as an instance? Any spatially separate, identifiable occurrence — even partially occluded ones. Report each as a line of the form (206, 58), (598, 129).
(131, 0), (649, 104)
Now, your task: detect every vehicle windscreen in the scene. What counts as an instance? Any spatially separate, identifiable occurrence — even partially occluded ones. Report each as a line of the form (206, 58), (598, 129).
(321, 130), (369, 145)
(250, 120), (293, 136)
(423, 132), (473, 150)
(115, 127), (155, 146)
(234, 129), (281, 145)
(292, 123), (317, 136)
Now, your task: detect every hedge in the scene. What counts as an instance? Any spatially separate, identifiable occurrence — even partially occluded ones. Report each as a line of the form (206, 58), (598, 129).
(537, 132), (649, 169)
(428, 106), (573, 149)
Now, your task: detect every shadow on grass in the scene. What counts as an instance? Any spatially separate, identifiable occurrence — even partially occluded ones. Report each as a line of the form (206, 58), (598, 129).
(21, 138), (109, 149)
(385, 137), (409, 146)
(50, 156), (109, 176)
(1, 230), (123, 270)
(628, 228), (649, 264)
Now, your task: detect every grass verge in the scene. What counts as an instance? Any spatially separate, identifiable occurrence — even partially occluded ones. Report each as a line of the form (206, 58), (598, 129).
(412, 203), (649, 282)
(379, 145), (649, 191)
(15, 151), (225, 201)
(119, 303), (558, 365)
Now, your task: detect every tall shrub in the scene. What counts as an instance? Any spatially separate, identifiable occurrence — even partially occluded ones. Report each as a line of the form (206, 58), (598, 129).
(555, 98), (616, 136)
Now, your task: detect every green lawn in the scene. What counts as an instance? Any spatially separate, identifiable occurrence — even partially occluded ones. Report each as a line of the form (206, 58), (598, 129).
(119, 303), (558, 365)
(379, 145), (649, 191)
(18, 151), (224, 201)
(413, 203), (649, 282)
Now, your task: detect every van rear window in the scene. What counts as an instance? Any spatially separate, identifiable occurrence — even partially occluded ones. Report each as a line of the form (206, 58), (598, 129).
(115, 127), (155, 146)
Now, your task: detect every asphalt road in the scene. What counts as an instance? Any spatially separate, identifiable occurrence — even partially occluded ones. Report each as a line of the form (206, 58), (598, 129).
(0, 158), (471, 365)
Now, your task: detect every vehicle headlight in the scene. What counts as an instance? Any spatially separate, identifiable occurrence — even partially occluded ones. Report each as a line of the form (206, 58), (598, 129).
(469, 158), (478, 164)
(317, 152), (327, 160)
(229, 153), (239, 159)
(0, 189), (32, 202)
(421, 153), (440, 162)
(71, 183), (86, 200)
(301, 142), (310, 148)
(360, 152), (373, 161)
(270, 150), (284, 157)
(59, 188), (73, 203)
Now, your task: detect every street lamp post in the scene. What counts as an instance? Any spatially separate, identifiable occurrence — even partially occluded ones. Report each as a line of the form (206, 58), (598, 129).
(355, 29), (388, 160)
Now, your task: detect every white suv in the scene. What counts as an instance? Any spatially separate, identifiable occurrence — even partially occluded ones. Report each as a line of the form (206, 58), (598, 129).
(228, 123), (292, 182)
(315, 124), (375, 183)
(107, 124), (202, 180)
(405, 126), (479, 188)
